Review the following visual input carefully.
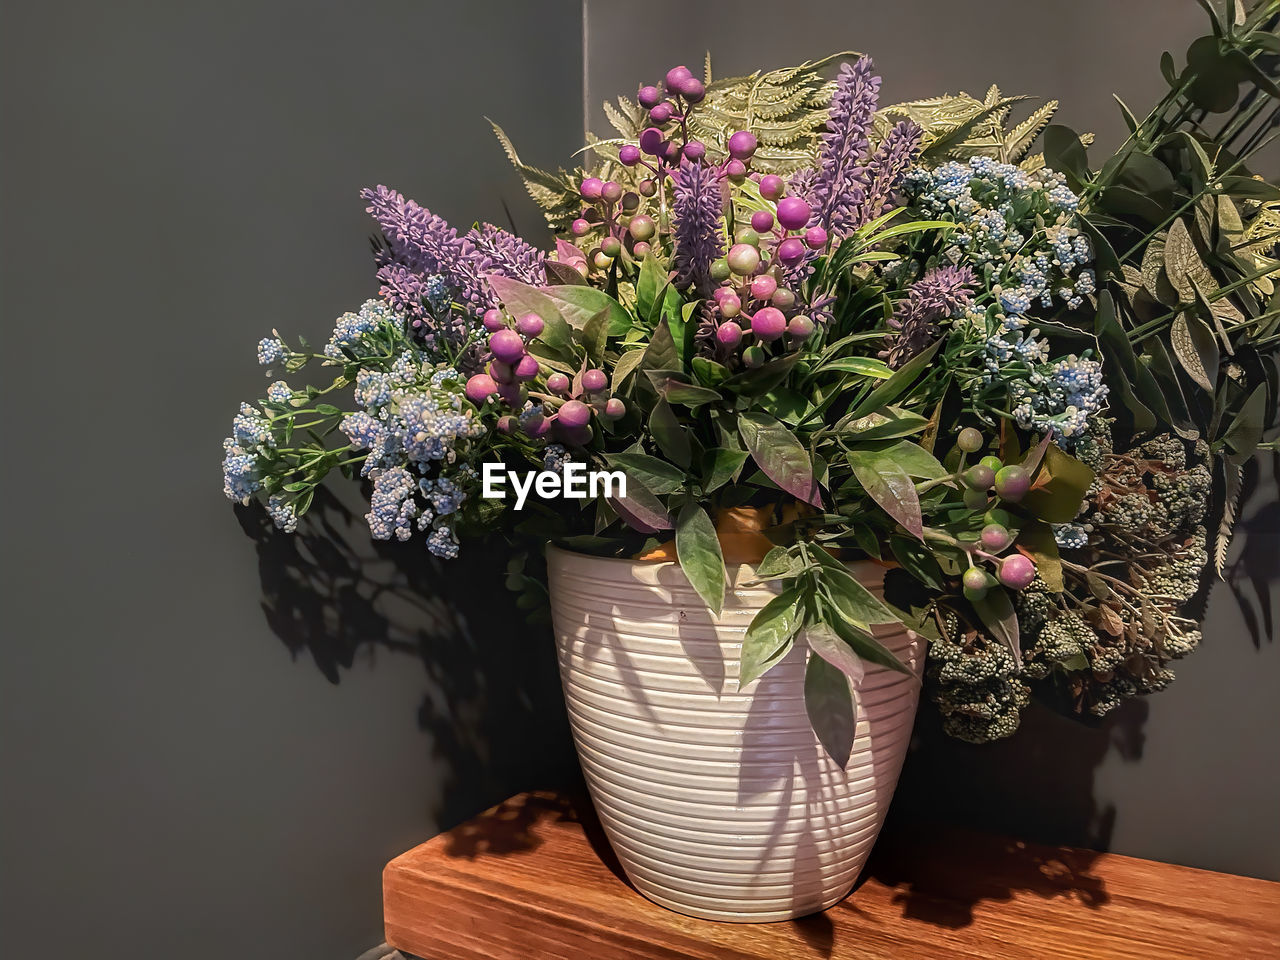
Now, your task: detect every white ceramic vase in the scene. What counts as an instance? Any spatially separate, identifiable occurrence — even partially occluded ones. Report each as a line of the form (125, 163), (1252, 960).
(546, 545), (925, 923)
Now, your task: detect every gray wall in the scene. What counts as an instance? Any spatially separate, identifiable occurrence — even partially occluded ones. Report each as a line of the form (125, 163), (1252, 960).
(1, 4), (1276, 960)
(587, 0), (1280, 880)
(1, 2), (580, 958)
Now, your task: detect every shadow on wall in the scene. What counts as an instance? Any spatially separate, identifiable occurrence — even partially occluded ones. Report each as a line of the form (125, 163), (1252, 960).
(235, 486), (577, 829)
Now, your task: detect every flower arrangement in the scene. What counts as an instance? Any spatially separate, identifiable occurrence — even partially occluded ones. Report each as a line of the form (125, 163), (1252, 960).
(224, 2), (1278, 764)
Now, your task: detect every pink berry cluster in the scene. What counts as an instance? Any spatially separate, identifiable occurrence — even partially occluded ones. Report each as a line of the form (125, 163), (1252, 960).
(706, 177), (828, 366)
(463, 308), (625, 447)
(464, 308), (545, 408)
(952, 427), (1039, 600)
(571, 178), (653, 270)
(533, 368), (626, 447)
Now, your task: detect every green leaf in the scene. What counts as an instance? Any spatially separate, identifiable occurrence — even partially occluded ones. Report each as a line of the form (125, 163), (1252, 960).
(753, 545), (798, 580)
(485, 274), (574, 353)
(691, 356), (730, 388)
(889, 535), (944, 590)
(313, 403), (340, 416)
(1171, 311), (1219, 392)
(739, 587), (802, 688)
(970, 587), (1021, 667)
(1223, 383), (1267, 457)
(1094, 291), (1162, 431)
(877, 440), (948, 480)
(811, 356), (894, 379)
(641, 318), (679, 373)
(803, 622), (865, 683)
(812, 555), (901, 627)
(1043, 124), (1090, 190)
(604, 452), (686, 495)
(543, 285), (632, 336)
(577, 307), (610, 366)
(846, 448), (923, 539)
(1101, 151), (1175, 208)
(611, 348), (646, 391)
(723, 350), (804, 397)
(738, 411), (821, 508)
(1022, 444), (1095, 524)
(647, 370), (722, 407)
(1016, 520), (1065, 593)
(543, 259), (589, 286)
(842, 408), (930, 441)
(649, 398), (691, 467)
(804, 653), (857, 768)
(635, 251), (669, 319)
(701, 447), (749, 493)
(824, 608), (913, 675)
(1219, 176), (1280, 202)
(608, 474), (673, 533)
(676, 503), (726, 616)
(846, 340), (942, 421)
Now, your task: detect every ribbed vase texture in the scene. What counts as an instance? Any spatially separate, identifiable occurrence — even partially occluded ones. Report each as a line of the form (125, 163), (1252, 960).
(547, 546), (925, 922)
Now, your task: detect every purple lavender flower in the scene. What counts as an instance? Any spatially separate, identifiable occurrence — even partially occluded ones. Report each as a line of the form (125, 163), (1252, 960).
(468, 223), (545, 287)
(670, 159), (725, 296)
(362, 185), (466, 280)
(808, 58), (882, 237)
(362, 186), (545, 368)
(881, 264), (976, 368)
(857, 120), (924, 226)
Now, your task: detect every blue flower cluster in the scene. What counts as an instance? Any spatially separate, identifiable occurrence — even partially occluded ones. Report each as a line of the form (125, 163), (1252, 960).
(258, 337), (284, 366)
(324, 299), (403, 361)
(339, 359), (485, 557)
(222, 403), (275, 504)
(903, 157), (1094, 319)
(266, 495), (299, 533)
(905, 157), (1108, 440)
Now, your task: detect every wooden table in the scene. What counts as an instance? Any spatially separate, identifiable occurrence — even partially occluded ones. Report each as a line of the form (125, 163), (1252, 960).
(383, 791), (1280, 959)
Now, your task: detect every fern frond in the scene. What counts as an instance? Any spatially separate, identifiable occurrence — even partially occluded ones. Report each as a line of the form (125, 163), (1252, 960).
(1215, 459), (1244, 575)
(1005, 100), (1060, 162)
(489, 119), (586, 231)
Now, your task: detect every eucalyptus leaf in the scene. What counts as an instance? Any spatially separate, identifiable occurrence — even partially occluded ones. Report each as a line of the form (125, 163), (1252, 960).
(676, 502), (726, 616)
(738, 411), (822, 508)
(701, 447), (749, 493)
(739, 587), (802, 688)
(649, 398), (691, 467)
(804, 623), (866, 683)
(804, 654), (857, 768)
(846, 447), (924, 539)
(605, 452), (686, 495)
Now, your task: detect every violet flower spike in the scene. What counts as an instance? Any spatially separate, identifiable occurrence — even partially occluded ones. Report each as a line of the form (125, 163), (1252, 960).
(809, 58), (882, 237)
(882, 264), (977, 368)
(855, 120), (924, 229)
(670, 159), (726, 297)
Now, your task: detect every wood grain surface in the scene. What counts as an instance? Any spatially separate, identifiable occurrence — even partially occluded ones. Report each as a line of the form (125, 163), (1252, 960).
(383, 791), (1280, 960)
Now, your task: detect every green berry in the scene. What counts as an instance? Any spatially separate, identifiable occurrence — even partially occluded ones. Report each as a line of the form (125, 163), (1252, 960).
(742, 345), (765, 368)
(957, 428), (983, 453)
(963, 487), (990, 510)
(979, 455), (1003, 472)
(994, 465), (1031, 502)
(734, 227), (760, 247)
(710, 258), (731, 281)
(965, 464), (996, 490)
